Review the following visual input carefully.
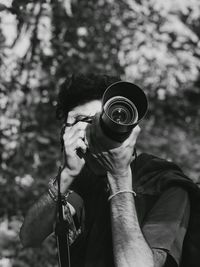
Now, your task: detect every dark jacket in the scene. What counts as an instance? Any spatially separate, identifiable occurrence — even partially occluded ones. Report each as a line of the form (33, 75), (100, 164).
(134, 153), (200, 267)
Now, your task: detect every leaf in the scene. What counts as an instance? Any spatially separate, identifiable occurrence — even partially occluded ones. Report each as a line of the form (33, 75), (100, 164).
(36, 136), (50, 145)
(62, 0), (72, 16)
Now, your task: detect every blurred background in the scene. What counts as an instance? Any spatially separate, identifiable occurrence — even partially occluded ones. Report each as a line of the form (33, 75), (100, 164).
(0, 0), (200, 266)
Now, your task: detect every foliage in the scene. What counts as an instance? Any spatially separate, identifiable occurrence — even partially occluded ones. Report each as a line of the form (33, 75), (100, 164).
(119, 0), (200, 94)
(0, 0), (199, 266)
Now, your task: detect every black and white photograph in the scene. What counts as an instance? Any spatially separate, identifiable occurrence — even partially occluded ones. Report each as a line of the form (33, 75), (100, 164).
(0, 0), (200, 266)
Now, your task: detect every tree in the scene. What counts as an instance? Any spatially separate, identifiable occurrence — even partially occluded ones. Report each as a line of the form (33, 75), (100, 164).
(0, 0), (199, 266)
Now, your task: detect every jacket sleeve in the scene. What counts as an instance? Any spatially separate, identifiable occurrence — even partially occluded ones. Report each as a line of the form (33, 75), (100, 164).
(142, 186), (190, 266)
(63, 191), (85, 245)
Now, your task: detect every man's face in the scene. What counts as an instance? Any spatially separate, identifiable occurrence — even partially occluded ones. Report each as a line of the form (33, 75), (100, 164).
(66, 100), (106, 175)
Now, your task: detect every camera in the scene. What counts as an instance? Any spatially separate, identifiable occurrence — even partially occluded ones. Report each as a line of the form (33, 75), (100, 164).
(100, 81), (148, 142)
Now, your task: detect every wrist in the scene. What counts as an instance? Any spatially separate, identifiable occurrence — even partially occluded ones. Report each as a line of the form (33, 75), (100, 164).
(48, 185), (73, 205)
(107, 166), (132, 194)
(60, 168), (76, 193)
(48, 172), (73, 204)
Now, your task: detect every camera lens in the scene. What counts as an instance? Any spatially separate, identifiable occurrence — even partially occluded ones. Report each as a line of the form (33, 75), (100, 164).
(111, 107), (129, 124)
(104, 96), (138, 125)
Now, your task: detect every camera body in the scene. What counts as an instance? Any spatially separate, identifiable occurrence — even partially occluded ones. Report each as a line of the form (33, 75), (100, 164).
(100, 81), (148, 142)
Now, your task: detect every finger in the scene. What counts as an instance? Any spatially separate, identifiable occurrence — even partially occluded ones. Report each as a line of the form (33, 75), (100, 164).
(63, 132), (87, 152)
(133, 125), (141, 139)
(64, 129), (85, 144)
(64, 125), (87, 142)
(131, 125), (141, 138)
(64, 121), (88, 141)
(130, 125), (141, 146)
(74, 138), (87, 154)
(129, 125), (141, 143)
(65, 137), (87, 154)
(123, 125), (141, 147)
(64, 121), (88, 136)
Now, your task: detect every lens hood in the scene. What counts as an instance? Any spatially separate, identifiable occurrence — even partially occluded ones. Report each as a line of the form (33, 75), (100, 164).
(100, 81), (148, 141)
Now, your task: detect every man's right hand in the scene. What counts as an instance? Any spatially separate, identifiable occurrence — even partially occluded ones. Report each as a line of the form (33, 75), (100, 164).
(60, 121), (88, 193)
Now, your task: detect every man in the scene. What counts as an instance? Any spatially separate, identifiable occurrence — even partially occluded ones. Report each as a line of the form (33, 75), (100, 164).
(20, 74), (190, 267)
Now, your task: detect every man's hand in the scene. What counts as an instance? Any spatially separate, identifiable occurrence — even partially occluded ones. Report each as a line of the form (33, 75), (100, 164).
(60, 121), (88, 193)
(86, 114), (140, 182)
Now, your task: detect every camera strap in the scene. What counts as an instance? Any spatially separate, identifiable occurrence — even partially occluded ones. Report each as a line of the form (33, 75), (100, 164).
(55, 163), (71, 267)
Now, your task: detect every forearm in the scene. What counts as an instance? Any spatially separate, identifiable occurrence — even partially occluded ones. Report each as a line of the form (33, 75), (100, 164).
(108, 170), (154, 267)
(20, 192), (56, 247)
(20, 170), (74, 247)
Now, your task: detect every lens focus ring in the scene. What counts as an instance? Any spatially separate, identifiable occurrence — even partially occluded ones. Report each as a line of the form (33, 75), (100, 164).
(104, 96), (138, 125)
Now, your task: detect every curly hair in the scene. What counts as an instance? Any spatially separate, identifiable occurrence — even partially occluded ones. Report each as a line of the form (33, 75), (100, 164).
(56, 73), (121, 121)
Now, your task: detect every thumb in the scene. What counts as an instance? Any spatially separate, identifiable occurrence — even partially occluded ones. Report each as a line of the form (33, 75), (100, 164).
(123, 125), (141, 146)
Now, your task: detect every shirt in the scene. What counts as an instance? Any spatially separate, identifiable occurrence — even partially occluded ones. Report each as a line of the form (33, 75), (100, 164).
(65, 153), (190, 267)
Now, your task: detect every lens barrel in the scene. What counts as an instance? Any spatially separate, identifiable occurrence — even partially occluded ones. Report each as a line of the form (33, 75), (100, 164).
(100, 81), (148, 142)
(104, 96), (138, 125)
